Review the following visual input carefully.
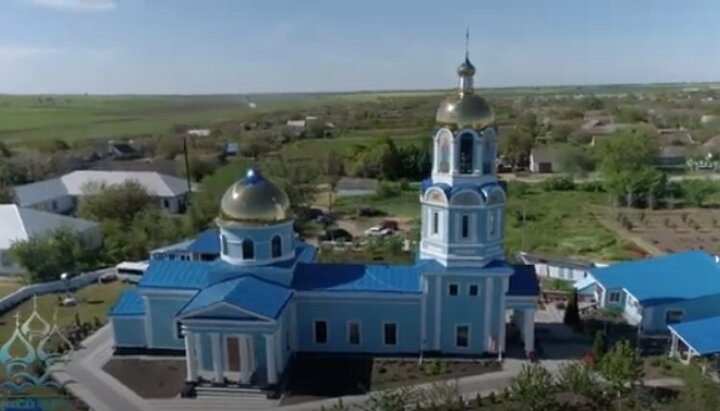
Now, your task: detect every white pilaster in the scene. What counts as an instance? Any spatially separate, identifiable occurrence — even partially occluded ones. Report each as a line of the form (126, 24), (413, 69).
(264, 334), (278, 385)
(184, 331), (198, 382)
(239, 334), (251, 384)
(210, 333), (223, 383)
(669, 334), (678, 358)
(484, 277), (493, 352)
(498, 277), (508, 353)
(523, 309), (535, 354)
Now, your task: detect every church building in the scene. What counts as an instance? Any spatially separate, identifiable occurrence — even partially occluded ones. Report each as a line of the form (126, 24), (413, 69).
(109, 52), (540, 388)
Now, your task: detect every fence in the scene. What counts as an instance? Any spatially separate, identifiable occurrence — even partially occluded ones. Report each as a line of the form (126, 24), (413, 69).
(0, 268), (114, 314)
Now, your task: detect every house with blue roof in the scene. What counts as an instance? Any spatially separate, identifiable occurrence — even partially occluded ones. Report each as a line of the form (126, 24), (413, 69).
(108, 54), (540, 390)
(586, 251), (720, 335)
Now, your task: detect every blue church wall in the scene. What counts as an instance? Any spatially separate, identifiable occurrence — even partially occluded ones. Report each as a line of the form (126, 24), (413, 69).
(147, 296), (193, 349)
(112, 317), (146, 347)
(220, 222), (294, 263)
(437, 274), (491, 354)
(642, 293), (720, 332)
(294, 298), (422, 354)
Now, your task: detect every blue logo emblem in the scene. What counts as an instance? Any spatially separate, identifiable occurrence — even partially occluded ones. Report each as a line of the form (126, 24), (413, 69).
(0, 296), (75, 409)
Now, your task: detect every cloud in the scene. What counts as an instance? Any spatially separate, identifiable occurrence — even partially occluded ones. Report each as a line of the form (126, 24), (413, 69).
(26, 0), (116, 12)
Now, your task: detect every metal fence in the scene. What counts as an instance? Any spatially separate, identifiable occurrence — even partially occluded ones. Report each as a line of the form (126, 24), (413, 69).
(0, 268), (114, 314)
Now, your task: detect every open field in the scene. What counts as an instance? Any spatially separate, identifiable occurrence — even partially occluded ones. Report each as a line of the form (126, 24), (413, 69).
(0, 280), (129, 344)
(602, 208), (720, 254)
(327, 183), (638, 262)
(0, 278), (22, 299)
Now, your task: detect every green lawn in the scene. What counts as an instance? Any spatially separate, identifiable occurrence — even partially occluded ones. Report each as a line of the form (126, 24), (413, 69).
(331, 182), (634, 262)
(0, 281), (129, 344)
(0, 280), (22, 299)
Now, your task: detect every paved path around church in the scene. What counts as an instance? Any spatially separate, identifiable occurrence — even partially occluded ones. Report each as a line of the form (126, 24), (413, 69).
(54, 325), (573, 410)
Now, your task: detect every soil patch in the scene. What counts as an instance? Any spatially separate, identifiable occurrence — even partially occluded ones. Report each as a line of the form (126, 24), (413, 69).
(281, 355), (501, 405)
(103, 358), (186, 399)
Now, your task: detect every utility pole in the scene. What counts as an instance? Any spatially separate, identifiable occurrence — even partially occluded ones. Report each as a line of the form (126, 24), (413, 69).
(183, 136), (192, 206)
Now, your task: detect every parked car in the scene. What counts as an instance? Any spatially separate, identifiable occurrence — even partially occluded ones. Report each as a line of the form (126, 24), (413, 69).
(365, 226), (393, 237)
(318, 228), (353, 243)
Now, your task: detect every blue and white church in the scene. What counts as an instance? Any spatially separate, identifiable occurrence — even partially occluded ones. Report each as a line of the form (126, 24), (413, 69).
(109, 53), (540, 388)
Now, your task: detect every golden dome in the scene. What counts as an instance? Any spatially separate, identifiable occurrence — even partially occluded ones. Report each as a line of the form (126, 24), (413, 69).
(219, 168), (291, 225)
(435, 55), (494, 129)
(457, 58), (476, 77)
(436, 93), (494, 130)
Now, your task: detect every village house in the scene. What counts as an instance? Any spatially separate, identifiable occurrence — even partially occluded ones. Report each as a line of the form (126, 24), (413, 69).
(13, 170), (190, 214)
(0, 205), (100, 275)
(579, 251), (720, 334)
(528, 147), (561, 173)
(334, 177), (379, 197)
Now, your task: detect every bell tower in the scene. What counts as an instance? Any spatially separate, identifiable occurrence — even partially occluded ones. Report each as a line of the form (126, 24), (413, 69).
(419, 36), (505, 268)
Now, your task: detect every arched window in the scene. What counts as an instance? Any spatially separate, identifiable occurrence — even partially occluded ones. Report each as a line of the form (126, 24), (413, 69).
(459, 133), (474, 174)
(242, 239), (255, 260)
(482, 140), (494, 174)
(220, 235), (228, 255)
(488, 211), (497, 239)
(271, 235), (282, 258)
(438, 136), (451, 173)
(461, 215), (470, 239)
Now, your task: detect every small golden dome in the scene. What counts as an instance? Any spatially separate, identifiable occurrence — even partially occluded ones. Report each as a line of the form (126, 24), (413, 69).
(219, 168), (291, 225)
(436, 93), (494, 130)
(457, 58), (476, 77)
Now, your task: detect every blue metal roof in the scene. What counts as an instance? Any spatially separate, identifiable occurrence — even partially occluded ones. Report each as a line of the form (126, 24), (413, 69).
(293, 263), (422, 293)
(186, 229), (220, 254)
(590, 251), (720, 306)
(508, 264), (540, 297)
(138, 260), (227, 289)
(669, 315), (720, 355)
(109, 290), (145, 316)
(178, 275), (292, 320)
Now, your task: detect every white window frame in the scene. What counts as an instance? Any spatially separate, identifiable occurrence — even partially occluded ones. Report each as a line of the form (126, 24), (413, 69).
(468, 284), (480, 297)
(455, 324), (470, 349)
(665, 309), (684, 325)
(382, 322), (398, 346)
(608, 291), (622, 303)
(487, 208), (498, 240)
(431, 210), (440, 236)
(314, 320), (328, 344)
(347, 321), (361, 345)
(448, 283), (459, 296)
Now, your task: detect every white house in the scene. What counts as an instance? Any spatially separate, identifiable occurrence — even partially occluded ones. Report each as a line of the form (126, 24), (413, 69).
(0, 205), (101, 275)
(517, 252), (596, 283)
(13, 170), (190, 214)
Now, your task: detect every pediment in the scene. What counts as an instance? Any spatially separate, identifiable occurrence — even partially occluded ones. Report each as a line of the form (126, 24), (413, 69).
(178, 301), (273, 322)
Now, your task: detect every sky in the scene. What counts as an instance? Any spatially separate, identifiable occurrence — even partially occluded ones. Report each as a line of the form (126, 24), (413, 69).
(1, 0), (719, 94)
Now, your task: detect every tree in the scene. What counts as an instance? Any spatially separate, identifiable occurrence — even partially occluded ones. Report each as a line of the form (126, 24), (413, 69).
(556, 361), (597, 406)
(556, 145), (595, 177)
(0, 140), (11, 158)
(596, 130), (662, 207)
(77, 180), (156, 225)
(498, 129), (534, 170)
(509, 364), (557, 411)
(0, 184), (13, 203)
(9, 227), (98, 283)
(599, 339), (644, 403)
(591, 330), (606, 362)
(563, 289), (581, 329)
(679, 179), (719, 207)
(263, 156), (320, 208)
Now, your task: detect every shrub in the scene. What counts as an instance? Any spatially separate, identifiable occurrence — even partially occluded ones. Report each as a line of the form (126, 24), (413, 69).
(541, 176), (576, 191)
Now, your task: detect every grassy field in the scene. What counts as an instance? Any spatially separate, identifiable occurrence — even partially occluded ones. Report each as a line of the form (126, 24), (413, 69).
(0, 279), (22, 299)
(331, 183), (634, 262)
(0, 94), (322, 146)
(0, 281), (129, 345)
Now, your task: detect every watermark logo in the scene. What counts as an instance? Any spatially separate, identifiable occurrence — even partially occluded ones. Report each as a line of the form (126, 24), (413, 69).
(0, 296), (75, 409)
